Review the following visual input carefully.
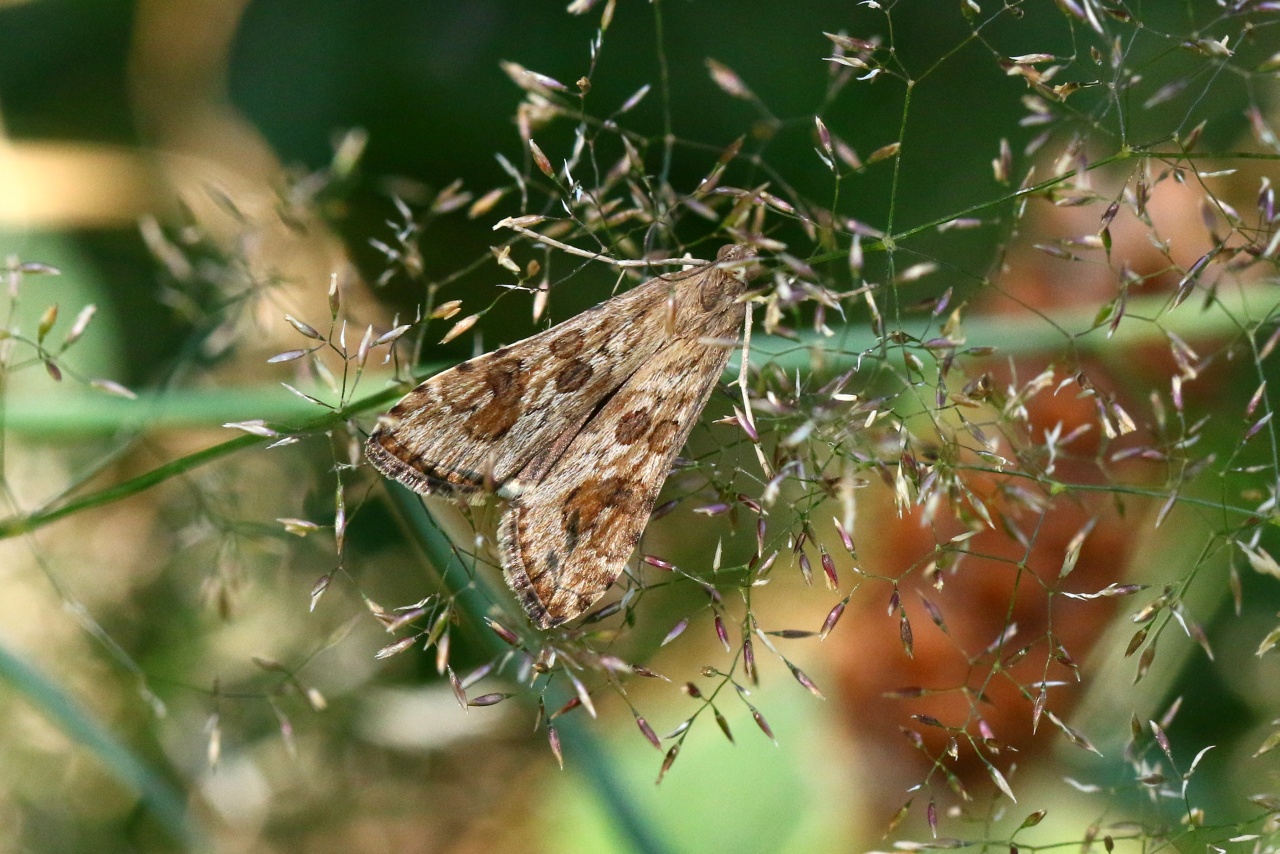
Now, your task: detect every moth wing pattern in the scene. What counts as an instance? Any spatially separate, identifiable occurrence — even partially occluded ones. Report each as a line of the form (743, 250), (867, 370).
(366, 268), (678, 500)
(499, 246), (752, 628)
(367, 243), (755, 628)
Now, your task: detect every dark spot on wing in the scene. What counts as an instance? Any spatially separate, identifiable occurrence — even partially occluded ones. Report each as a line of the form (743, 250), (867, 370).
(461, 358), (526, 440)
(555, 359), (593, 393)
(615, 409), (652, 444)
(549, 329), (585, 359)
(648, 419), (681, 453)
(560, 476), (639, 553)
(563, 507), (581, 553)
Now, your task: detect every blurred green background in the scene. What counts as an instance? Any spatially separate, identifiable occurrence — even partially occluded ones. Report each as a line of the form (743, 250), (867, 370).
(1, 1), (1278, 852)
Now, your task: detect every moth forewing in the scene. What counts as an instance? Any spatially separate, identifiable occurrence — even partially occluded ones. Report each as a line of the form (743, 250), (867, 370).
(367, 243), (756, 629)
(499, 329), (743, 627)
(499, 246), (752, 627)
(365, 276), (668, 498)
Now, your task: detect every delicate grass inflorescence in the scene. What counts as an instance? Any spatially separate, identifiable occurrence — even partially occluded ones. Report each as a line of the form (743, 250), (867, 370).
(3, 1), (1280, 850)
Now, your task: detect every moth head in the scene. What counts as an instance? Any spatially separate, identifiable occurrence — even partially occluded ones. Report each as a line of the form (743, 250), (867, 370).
(714, 243), (759, 282)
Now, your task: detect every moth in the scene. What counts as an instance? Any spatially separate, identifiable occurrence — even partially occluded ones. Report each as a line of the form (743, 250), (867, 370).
(366, 244), (756, 629)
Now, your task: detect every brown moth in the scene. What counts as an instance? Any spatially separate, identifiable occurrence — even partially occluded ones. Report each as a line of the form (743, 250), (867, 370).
(366, 244), (756, 629)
